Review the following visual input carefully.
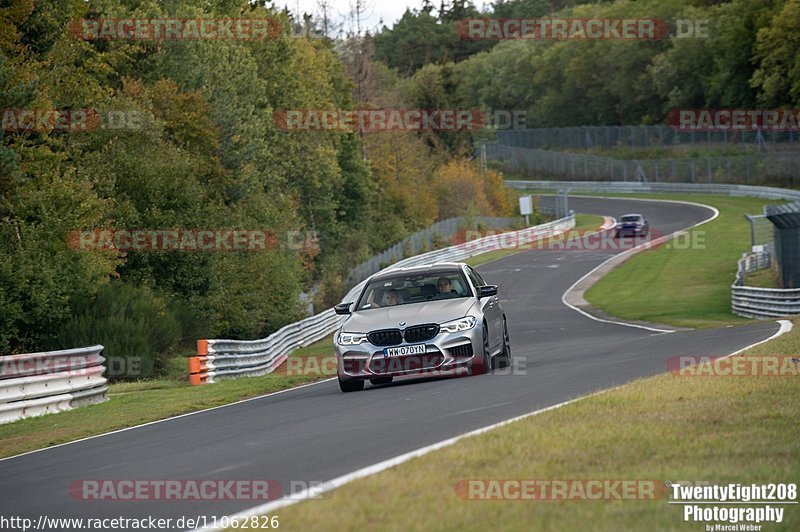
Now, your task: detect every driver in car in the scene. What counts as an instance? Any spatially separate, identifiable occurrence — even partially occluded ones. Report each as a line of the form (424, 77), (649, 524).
(384, 288), (399, 306)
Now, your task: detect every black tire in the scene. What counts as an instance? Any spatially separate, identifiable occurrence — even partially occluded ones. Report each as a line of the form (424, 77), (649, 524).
(369, 377), (393, 386)
(338, 374), (364, 392)
(497, 318), (512, 369)
(470, 322), (492, 375)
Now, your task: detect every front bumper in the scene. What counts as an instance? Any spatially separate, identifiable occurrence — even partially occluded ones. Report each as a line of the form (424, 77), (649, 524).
(334, 328), (483, 380)
(615, 226), (646, 236)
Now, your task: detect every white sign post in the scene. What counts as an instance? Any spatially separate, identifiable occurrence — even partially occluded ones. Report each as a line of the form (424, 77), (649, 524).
(519, 195), (533, 226)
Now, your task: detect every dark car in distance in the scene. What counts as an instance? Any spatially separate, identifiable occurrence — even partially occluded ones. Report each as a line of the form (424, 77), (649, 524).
(615, 214), (649, 237)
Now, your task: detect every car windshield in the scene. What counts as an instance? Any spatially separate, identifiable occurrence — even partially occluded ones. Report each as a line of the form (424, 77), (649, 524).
(621, 216), (641, 222)
(355, 270), (471, 311)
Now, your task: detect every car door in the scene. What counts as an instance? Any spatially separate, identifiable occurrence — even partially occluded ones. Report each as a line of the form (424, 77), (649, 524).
(467, 266), (501, 353)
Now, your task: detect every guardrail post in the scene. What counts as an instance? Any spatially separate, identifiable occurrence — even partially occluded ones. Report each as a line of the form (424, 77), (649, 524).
(189, 340), (210, 385)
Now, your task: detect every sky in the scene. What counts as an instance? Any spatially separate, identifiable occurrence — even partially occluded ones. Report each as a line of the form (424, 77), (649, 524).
(283, 0), (489, 33)
(285, 0), (416, 32)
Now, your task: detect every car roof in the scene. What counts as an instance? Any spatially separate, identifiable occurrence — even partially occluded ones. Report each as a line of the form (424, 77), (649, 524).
(369, 262), (466, 282)
(620, 213), (644, 218)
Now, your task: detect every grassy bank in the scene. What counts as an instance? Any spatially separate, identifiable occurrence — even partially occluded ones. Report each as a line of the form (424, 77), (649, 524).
(584, 194), (781, 328)
(744, 265), (781, 289)
(269, 321), (799, 531)
(0, 336), (335, 459)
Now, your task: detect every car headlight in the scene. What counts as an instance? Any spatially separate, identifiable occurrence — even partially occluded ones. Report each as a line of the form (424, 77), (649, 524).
(337, 332), (369, 345)
(440, 316), (477, 333)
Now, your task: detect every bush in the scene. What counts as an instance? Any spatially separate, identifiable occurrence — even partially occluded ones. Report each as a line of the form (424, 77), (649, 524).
(167, 298), (211, 350)
(56, 282), (181, 381)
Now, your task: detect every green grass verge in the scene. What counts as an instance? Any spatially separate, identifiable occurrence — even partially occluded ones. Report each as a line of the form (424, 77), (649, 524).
(0, 335), (335, 459)
(269, 321), (800, 531)
(465, 214), (606, 268)
(745, 266), (781, 289)
(569, 144), (764, 160)
(584, 194), (782, 329)
(0, 215), (604, 458)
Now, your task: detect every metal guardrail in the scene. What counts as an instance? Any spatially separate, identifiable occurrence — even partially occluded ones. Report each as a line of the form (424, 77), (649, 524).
(347, 216), (520, 286)
(497, 126), (800, 151)
(189, 214), (577, 384)
(734, 250), (772, 286)
(731, 285), (800, 319)
(505, 180), (800, 201)
(0, 345), (108, 424)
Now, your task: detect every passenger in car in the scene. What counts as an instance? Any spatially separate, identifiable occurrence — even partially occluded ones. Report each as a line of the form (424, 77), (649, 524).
(437, 277), (456, 294)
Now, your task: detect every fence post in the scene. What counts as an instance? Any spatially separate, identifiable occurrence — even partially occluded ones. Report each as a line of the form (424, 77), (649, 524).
(636, 161), (646, 182)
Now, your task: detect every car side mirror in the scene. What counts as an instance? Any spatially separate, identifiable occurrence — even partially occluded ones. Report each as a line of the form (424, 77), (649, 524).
(478, 285), (498, 298)
(334, 302), (352, 315)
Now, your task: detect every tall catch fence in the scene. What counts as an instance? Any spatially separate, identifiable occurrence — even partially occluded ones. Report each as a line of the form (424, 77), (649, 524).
(497, 126), (800, 151)
(484, 142), (800, 184)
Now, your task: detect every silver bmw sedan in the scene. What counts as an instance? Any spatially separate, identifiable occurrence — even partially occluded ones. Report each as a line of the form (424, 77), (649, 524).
(333, 262), (511, 392)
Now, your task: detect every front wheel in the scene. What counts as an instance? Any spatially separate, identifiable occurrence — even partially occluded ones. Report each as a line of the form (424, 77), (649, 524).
(470, 322), (492, 375)
(338, 374), (364, 392)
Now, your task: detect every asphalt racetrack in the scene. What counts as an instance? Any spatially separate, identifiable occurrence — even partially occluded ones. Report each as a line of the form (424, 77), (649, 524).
(0, 196), (780, 529)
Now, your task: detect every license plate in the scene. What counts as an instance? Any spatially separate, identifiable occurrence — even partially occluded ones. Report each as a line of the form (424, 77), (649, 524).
(383, 343), (426, 358)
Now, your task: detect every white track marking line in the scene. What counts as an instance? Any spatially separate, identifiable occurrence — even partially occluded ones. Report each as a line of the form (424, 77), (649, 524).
(0, 378), (336, 463)
(193, 390), (611, 531)
(197, 318), (791, 532)
(560, 197), (720, 333)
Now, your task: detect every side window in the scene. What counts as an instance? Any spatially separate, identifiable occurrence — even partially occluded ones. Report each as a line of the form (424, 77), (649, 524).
(466, 267), (484, 293)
